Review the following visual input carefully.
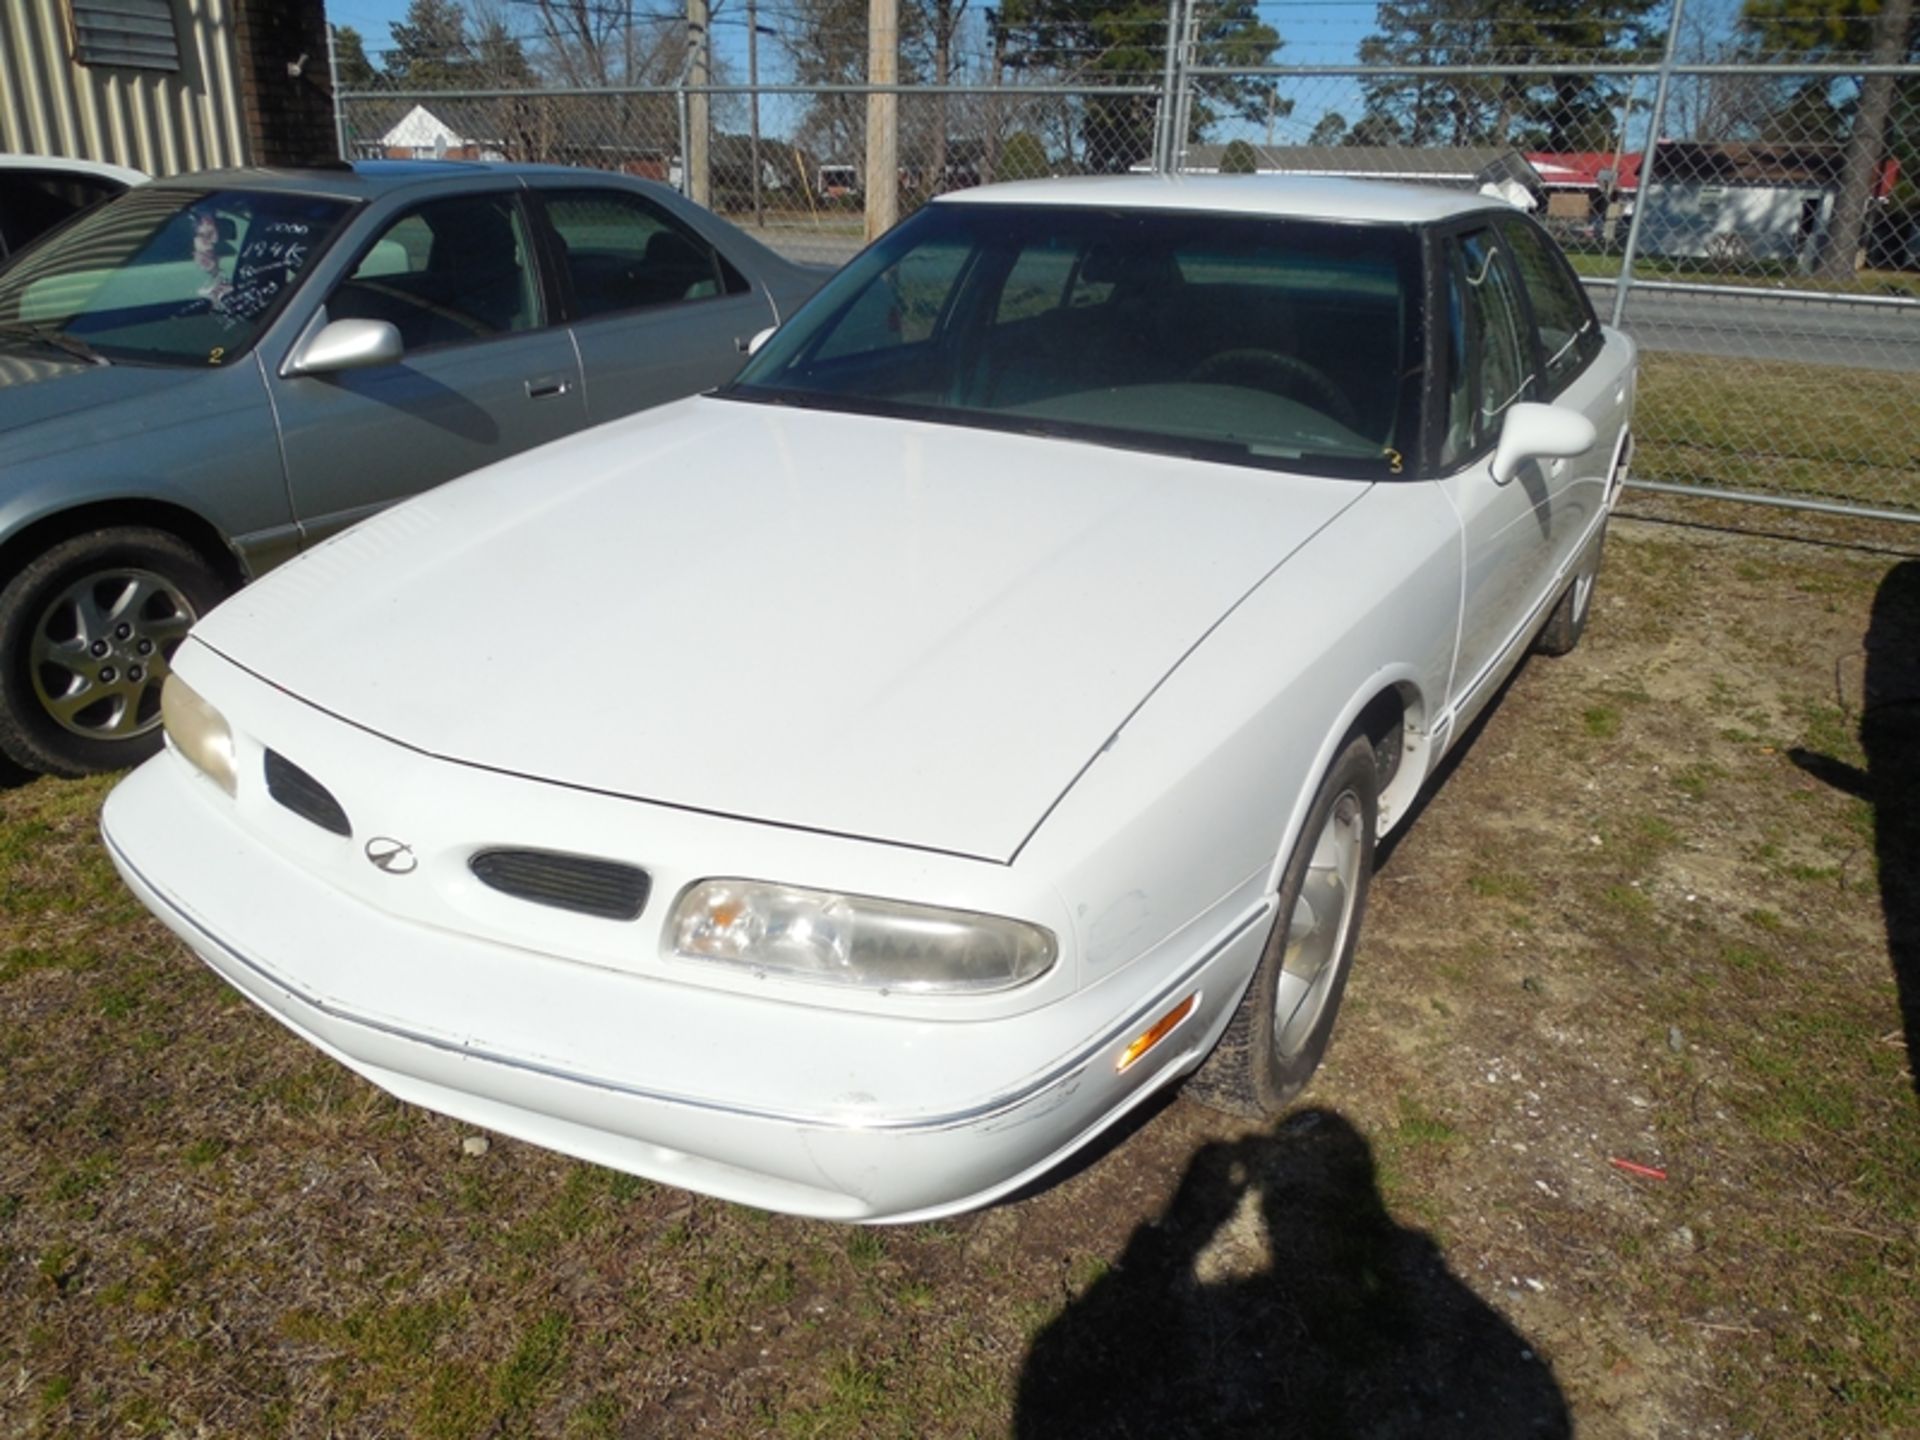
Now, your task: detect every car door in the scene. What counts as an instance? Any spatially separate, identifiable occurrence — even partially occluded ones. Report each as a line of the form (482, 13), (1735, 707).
(265, 187), (586, 545)
(531, 184), (775, 423)
(1433, 221), (1564, 715)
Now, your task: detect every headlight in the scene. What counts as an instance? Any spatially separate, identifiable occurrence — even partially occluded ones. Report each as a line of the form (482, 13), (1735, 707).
(161, 675), (236, 795)
(669, 879), (1057, 994)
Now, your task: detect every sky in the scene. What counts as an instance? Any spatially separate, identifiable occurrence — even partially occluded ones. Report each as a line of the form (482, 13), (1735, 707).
(323, 0), (1385, 67)
(321, 0), (1742, 153)
(322, 0), (1386, 143)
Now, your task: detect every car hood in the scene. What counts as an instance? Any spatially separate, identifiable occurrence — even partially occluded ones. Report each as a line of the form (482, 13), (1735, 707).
(0, 348), (206, 436)
(194, 397), (1366, 861)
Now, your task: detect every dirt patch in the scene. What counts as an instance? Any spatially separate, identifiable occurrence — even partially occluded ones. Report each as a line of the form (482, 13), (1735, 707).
(2, 511), (1917, 1437)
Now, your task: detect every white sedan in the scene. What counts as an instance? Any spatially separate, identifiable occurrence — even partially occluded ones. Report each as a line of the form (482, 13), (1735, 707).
(104, 174), (1635, 1223)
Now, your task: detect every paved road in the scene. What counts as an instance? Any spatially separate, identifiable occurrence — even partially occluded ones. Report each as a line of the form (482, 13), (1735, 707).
(1585, 282), (1920, 373)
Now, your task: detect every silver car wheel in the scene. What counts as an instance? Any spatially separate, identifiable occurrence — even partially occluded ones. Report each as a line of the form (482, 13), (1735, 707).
(30, 567), (197, 740)
(1272, 788), (1366, 1059)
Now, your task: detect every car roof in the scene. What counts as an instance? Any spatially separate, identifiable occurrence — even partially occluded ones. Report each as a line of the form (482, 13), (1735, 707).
(138, 160), (656, 200)
(938, 172), (1510, 225)
(0, 153), (148, 186)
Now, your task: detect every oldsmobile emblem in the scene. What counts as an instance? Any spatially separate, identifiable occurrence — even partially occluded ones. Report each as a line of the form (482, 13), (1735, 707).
(364, 836), (418, 875)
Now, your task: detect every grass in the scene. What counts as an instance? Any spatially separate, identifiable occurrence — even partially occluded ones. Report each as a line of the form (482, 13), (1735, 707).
(2, 522), (1917, 1436)
(1633, 352), (1920, 512)
(1567, 251), (1920, 299)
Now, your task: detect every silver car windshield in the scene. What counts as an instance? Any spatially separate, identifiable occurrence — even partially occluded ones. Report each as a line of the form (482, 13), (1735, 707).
(0, 186), (351, 367)
(725, 203), (1421, 478)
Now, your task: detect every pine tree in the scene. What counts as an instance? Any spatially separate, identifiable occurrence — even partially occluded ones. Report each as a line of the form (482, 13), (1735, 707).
(386, 0), (475, 89)
(333, 25), (377, 89)
(1353, 0), (1660, 152)
(992, 0), (1282, 173)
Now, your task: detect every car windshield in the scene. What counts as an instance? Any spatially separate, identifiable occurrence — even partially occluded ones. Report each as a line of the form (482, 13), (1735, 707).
(725, 202), (1422, 477)
(0, 185), (352, 366)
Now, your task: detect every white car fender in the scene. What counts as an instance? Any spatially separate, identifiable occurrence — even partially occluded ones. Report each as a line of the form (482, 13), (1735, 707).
(1022, 479), (1462, 989)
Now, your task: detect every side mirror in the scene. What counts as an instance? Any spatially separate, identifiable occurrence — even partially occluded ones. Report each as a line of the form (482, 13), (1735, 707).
(744, 325), (776, 358)
(288, 318), (403, 377)
(1490, 402), (1596, 485)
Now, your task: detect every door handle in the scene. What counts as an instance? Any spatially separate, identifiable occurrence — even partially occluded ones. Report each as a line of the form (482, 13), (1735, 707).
(526, 375), (572, 400)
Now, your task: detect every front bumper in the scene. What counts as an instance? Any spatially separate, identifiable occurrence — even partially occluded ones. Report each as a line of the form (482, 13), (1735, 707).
(103, 754), (1269, 1221)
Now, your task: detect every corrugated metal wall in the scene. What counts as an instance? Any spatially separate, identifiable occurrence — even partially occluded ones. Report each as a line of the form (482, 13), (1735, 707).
(1, 0), (248, 175)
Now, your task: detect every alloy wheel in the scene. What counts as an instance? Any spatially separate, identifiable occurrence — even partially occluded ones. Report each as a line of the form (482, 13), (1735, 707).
(1272, 789), (1366, 1058)
(29, 568), (197, 741)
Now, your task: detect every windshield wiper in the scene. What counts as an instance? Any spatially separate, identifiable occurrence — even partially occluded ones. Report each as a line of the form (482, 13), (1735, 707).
(0, 322), (108, 367)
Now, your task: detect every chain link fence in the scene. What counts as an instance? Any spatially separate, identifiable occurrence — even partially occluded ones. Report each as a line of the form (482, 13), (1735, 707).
(335, 81), (1165, 265)
(335, 0), (1918, 524)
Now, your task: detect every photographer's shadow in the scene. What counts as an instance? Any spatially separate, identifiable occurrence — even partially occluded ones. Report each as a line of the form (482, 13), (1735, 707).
(1790, 560), (1920, 1100)
(1015, 1109), (1569, 1439)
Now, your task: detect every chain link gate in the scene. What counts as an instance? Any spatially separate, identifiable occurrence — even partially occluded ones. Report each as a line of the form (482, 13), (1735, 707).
(335, 0), (1918, 524)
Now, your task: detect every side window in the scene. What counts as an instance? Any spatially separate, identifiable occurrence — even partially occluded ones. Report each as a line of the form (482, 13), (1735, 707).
(1501, 216), (1600, 393)
(0, 171), (123, 252)
(329, 194), (539, 352)
(1443, 227), (1533, 466)
(543, 189), (744, 321)
(810, 240), (970, 362)
(0, 175), (30, 253)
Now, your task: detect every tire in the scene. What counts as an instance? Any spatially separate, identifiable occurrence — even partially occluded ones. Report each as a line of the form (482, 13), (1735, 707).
(0, 527), (227, 776)
(1534, 520), (1608, 658)
(1187, 732), (1379, 1120)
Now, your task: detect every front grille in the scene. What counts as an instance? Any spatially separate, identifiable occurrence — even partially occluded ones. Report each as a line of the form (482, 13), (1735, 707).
(470, 849), (650, 921)
(264, 750), (352, 837)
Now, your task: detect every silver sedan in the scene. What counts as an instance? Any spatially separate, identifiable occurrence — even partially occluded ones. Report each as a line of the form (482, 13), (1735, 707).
(0, 161), (823, 775)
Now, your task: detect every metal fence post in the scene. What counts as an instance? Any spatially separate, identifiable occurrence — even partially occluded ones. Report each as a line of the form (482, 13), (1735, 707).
(325, 25), (348, 162)
(1171, 0), (1200, 171)
(1610, 0), (1685, 329)
(1154, 0), (1182, 171)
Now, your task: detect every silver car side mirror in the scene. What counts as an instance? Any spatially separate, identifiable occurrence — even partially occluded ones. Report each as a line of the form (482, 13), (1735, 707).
(1490, 402), (1596, 485)
(288, 318), (404, 377)
(745, 325), (776, 357)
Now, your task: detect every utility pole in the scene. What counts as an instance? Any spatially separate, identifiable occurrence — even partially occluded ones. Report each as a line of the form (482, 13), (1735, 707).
(748, 0), (764, 226)
(688, 0), (711, 207)
(864, 0), (899, 241)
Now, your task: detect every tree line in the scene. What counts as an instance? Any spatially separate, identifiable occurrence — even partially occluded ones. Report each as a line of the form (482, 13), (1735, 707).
(337, 0), (1913, 270)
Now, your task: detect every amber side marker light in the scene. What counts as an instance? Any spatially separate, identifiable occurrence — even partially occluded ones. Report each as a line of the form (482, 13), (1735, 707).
(1116, 993), (1199, 1073)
